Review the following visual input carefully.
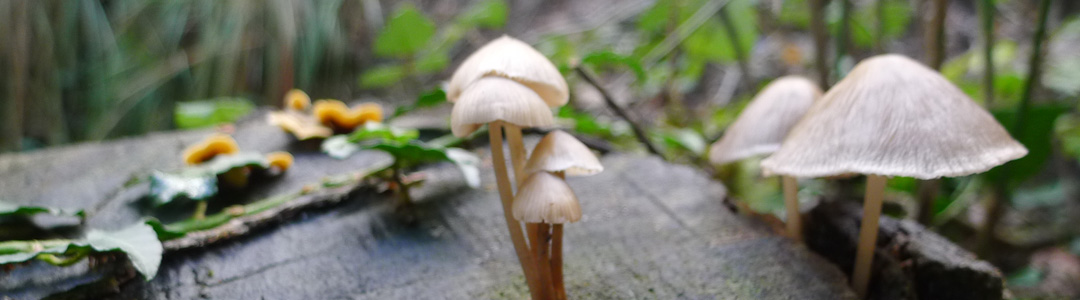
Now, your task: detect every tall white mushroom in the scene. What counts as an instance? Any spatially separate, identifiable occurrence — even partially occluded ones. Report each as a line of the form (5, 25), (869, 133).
(521, 130), (603, 300)
(450, 76), (554, 299)
(448, 35), (570, 299)
(707, 76), (821, 241)
(761, 54), (1027, 297)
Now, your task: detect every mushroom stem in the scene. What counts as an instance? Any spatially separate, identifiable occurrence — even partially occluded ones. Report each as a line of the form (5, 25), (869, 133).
(488, 122), (543, 299)
(852, 174), (886, 298)
(551, 224), (566, 300)
(506, 124), (555, 299)
(781, 176), (801, 241)
(535, 223), (554, 300)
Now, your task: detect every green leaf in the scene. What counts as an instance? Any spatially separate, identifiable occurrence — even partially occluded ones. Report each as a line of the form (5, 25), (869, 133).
(456, 0), (508, 28)
(322, 135), (362, 160)
(145, 218), (186, 241)
(556, 106), (613, 137)
(1006, 266), (1043, 288)
(1054, 113), (1080, 159)
(360, 65), (407, 88)
(348, 122), (420, 145)
(83, 222), (163, 280)
(393, 87), (449, 118)
(365, 142), (451, 169)
(0, 201), (84, 219)
(149, 153), (269, 205)
(582, 50), (647, 82)
(445, 148), (481, 189)
(660, 128), (707, 156)
(149, 171), (218, 205)
(416, 51), (451, 73)
(373, 5), (436, 58)
(174, 98), (255, 129)
(0, 241), (72, 265)
(987, 105), (1068, 188)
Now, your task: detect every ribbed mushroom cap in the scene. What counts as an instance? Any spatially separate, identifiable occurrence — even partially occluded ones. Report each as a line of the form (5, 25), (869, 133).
(708, 76), (821, 165)
(512, 172), (581, 224)
(525, 130), (603, 176)
(450, 76), (554, 137)
(446, 35), (569, 107)
(761, 54), (1027, 179)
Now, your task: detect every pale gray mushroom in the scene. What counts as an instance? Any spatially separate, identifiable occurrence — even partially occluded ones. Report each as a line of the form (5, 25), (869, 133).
(525, 130), (604, 176)
(761, 54), (1027, 297)
(707, 76), (820, 241)
(446, 35), (569, 108)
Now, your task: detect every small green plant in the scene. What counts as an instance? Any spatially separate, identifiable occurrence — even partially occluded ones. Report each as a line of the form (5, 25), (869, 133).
(0, 221), (163, 280)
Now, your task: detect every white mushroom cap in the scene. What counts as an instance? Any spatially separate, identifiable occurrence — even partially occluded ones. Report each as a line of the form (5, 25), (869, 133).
(525, 130), (604, 176)
(761, 54), (1027, 179)
(450, 76), (555, 137)
(708, 76), (821, 165)
(446, 35), (569, 107)
(512, 172), (582, 224)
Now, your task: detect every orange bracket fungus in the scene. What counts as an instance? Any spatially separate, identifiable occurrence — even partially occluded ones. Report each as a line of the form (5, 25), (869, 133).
(708, 76), (821, 241)
(448, 35), (568, 299)
(762, 55), (1027, 297)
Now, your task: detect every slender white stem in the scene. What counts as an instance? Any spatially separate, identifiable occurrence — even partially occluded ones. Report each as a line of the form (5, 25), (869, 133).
(782, 176), (801, 242)
(488, 122), (542, 299)
(852, 174), (887, 298)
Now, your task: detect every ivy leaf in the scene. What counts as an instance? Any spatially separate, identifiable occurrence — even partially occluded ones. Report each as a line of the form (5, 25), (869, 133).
(456, 0), (508, 29)
(416, 51), (451, 73)
(393, 88), (447, 118)
(445, 148), (481, 188)
(149, 171), (218, 205)
(149, 153), (269, 205)
(987, 105), (1068, 188)
(83, 222), (163, 280)
(175, 98), (255, 129)
(374, 5), (436, 58)
(365, 142), (451, 170)
(1054, 112), (1080, 159)
(360, 65), (407, 88)
(348, 122), (420, 145)
(322, 135), (362, 160)
(0, 201), (84, 219)
(145, 218), (186, 241)
(582, 50), (647, 82)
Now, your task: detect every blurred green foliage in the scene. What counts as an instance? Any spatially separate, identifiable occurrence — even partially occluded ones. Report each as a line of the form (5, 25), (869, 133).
(174, 98), (255, 129)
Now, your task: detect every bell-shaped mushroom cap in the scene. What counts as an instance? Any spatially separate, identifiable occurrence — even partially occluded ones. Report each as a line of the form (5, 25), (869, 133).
(708, 76), (821, 165)
(761, 54), (1028, 179)
(512, 172), (582, 224)
(525, 130), (604, 176)
(450, 76), (555, 137)
(446, 35), (569, 107)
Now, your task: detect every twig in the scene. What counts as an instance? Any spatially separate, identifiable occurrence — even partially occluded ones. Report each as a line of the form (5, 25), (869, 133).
(163, 165), (388, 251)
(978, 0), (1053, 257)
(925, 0), (948, 69)
(574, 66), (664, 157)
(640, 0), (732, 67)
(808, 0), (830, 88)
(979, 0), (996, 107)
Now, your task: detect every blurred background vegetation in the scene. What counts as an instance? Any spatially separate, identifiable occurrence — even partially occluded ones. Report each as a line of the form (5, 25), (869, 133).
(2, 0), (1080, 297)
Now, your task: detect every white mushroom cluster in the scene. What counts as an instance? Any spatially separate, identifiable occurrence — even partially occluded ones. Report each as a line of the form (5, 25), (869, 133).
(447, 35), (601, 300)
(711, 54), (1026, 298)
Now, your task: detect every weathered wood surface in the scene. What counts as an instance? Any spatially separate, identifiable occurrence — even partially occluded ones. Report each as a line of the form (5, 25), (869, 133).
(1, 114), (857, 299)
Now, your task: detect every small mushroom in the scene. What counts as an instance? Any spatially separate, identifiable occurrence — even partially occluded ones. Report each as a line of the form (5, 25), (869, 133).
(450, 75), (555, 298)
(182, 134), (240, 165)
(521, 130), (602, 300)
(284, 89), (311, 111)
(761, 54), (1027, 297)
(707, 76), (821, 241)
(512, 171), (581, 300)
(446, 35), (569, 107)
(525, 130), (604, 176)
